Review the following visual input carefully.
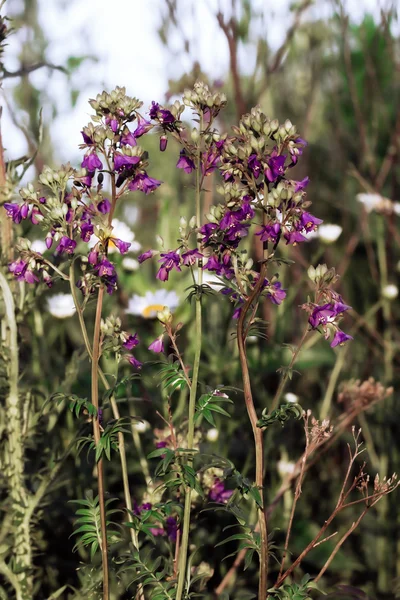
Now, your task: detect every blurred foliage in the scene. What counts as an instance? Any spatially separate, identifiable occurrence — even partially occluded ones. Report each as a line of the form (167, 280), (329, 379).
(1, 1), (400, 599)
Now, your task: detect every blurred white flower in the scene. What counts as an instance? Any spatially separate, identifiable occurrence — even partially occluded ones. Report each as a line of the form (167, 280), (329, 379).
(356, 193), (397, 215)
(108, 219), (141, 253)
(277, 460), (296, 477)
(123, 204), (139, 225)
(127, 290), (179, 318)
(356, 193), (382, 213)
(122, 257), (139, 271)
(318, 224), (342, 244)
(89, 219), (141, 253)
(206, 428), (219, 442)
(31, 239), (47, 253)
(382, 284), (398, 300)
(132, 420), (150, 433)
(284, 392), (299, 404)
(304, 224), (342, 243)
(47, 293), (76, 319)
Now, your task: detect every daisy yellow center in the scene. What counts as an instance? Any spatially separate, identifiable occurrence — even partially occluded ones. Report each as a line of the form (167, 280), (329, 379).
(142, 303), (165, 318)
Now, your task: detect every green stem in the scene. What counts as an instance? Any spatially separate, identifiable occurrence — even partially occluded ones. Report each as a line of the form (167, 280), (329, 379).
(376, 215), (392, 383)
(237, 266), (269, 600)
(175, 115), (203, 600)
(69, 263), (139, 549)
(270, 326), (310, 412)
(91, 285), (109, 600)
(0, 269), (33, 600)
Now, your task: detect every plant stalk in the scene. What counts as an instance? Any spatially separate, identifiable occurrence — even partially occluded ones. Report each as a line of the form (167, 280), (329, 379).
(237, 264), (268, 600)
(91, 285), (109, 599)
(0, 270), (33, 599)
(175, 115), (203, 600)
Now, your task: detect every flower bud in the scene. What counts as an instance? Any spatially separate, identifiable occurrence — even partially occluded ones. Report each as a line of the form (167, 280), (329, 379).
(191, 127), (200, 142)
(157, 306), (173, 324)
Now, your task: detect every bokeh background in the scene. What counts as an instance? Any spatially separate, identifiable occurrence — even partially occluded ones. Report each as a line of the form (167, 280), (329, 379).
(1, 0), (400, 598)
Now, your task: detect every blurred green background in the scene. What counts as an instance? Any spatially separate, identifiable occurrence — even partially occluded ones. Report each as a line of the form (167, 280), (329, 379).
(1, 1), (399, 598)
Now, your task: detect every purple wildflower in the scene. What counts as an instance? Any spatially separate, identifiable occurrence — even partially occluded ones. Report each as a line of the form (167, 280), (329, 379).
(331, 330), (353, 347)
(138, 249), (156, 263)
(128, 172), (162, 194)
(110, 238), (131, 254)
(248, 154), (262, 178)
(176, 151), (196, 174)
(123, 333), (139, 350)
(165, 517), (178, 542)
(133, 116), (152, 137)
(256, 223), (281, 243)
(156, 251), (181, 281)
(4, 202), (28, 224)
(81, 153), (102, 173)
(81, 221), (94, 242)
(294, 177), (310, 192)
(97, 198), (111, 214)
(9, 259), (39, 284)
(209, 479), (233, 503)
(113, 153), (141, 171)
(148, 335), (164, 353)
(300, 212), (323, 233)
(120, 131), (137, 146)
(96, 258), (115, 277)
(181, 249), (203, 266)
(267, 281), (286, 305)
(56, 236), (77, 255)
(284, 230), (308, 245)
(199, 222), (218, 244)
(127, 355), (142, 369)
(265, 153), (286, 182)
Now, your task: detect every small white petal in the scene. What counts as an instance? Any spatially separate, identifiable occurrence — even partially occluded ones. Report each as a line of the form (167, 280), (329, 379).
(382, 284), (398, 300)
(284, 392), (299, 404)
(127, 290), (180, 318)
(277, 460), (296, 477)
(318, 224), (342, 244)
(122, 257), (139, 271)
(47, 293), (76, 319)
(356, 193), (382, 213)
(206, 428), (219, 442)
(31, 239), (47, 253)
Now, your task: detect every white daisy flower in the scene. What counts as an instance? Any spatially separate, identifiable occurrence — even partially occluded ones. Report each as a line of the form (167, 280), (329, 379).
(317, 224), (342, 244)
(31, 239), (47, 253)
(89, 219), (141, 253)
(127, 290), (180, 319)
(47, 293), (76, 319)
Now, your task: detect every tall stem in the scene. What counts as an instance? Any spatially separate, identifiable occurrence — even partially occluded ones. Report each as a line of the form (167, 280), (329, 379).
(91, 285), (109, 599)
(237, 265), (268, 600)
(69, 263), (139, 549)
(0, 270), (32, 600)
(175, 117), (203, 600)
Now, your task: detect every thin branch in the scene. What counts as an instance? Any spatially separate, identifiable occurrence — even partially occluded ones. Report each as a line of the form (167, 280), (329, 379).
(1, 61), (67, 79)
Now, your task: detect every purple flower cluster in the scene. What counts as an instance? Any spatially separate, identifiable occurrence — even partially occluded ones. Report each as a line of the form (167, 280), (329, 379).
(308, 299), (353, 347)
(4, 87), (163, 294)
(133, 501), (178, 541)
(209, 478), (234, 503)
